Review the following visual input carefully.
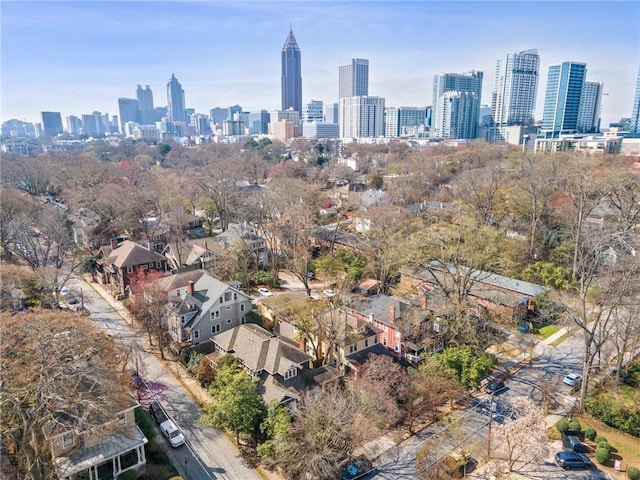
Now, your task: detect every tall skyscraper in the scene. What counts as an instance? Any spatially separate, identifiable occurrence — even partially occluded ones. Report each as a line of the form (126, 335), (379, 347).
(542, 62), (586, 138)
(339, 58), (369, 99)
(491, 49), (540, 127)
(136, 84), (155, 124)
(577, 81), (603, 133)
(630, 64), (640, 136)
(66, 115), (83, 135)
(281, 28), (302, 115)
(118, 98), (140, 134)
(166, 74), (186, 125)
(339, 96), (385, 138)
(431, 71), (483, 139)
(40, 111), (63, 137)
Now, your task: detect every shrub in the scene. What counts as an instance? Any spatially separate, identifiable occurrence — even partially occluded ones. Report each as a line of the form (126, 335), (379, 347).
(595, 435), (608, 444)
(568, 421), (582, 432)
(597, 441), (612, 453)
(547, 426), (562, 440)
(584, 427), (597, 441)
(186, 351), (205, 374)
(556, 418), (570, 432)
(627, 466), (640, 480)
(193, 356), (216, 387)
(595, 447), (611, 465)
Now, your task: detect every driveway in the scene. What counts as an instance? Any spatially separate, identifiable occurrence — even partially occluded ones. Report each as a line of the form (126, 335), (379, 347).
(68, 277), (260, 480)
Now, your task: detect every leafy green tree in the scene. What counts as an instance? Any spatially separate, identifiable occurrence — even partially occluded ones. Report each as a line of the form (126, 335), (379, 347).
(521, 261), (572, 290)
(201, 369), (266, 444)
(367, 171), (384, 190)
(157, 143), (171, 161)
(435, 346), (493, 390)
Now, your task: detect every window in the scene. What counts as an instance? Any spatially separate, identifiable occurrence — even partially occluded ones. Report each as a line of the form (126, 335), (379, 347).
(62, 432), (74, 448)
(227, 319), (232, 324)
(233, 293), (237, 300)
(212, 324), (220, 334)
(126, 266), (133, 274)
(364, 338), (369, 347)
(241, 316), (245, 324)
(156, 261), (162, 268)
(193, 330), (200, 340)
(181, 316), (186, 325)
(140, 264), (148, 270)
(284, 367), (297, 380)
(383, 337), (387, 346)
(226, 306), (231, 310)
(240, 304), (245, 312)
(214, 311), (220, 319)
(349, 344), (356, 353)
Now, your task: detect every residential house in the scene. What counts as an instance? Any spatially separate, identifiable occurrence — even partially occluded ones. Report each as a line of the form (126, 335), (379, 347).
(97, 240), (168, 298)
(163, 270), (252, 346)
(215, 223), (269, 266)
(44, 396), (147, 480)
(162, 237), (224, 271)
(208, 323), (339, 405)
(278, 307), (382, 377)
(348, 293), (433, 363)
(399, 261), (549, 321)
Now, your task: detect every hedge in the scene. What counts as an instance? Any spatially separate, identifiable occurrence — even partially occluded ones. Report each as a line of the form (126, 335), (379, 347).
(584, 427), (597, 441)
(585, 394), (640, 437)
(595, 447), (611, 464)
(568, 421), (582, 432)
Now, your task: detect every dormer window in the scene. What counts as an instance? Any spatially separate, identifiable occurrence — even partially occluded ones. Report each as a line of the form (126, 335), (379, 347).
(284, 366), (297, 380)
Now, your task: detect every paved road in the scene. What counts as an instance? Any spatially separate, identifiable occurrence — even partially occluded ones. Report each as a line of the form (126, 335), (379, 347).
(65, 278), (260, 480)
(368, 328), (605, 480)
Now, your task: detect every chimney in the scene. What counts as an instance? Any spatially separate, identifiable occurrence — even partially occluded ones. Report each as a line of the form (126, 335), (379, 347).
(187, 280), (195, 295)
(421, 296), (428, 310)
(389, 305), (396, 320)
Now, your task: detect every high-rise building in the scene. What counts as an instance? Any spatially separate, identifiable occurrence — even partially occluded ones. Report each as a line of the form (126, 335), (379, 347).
(281, 28), (302, 115)
(166, 74), (186, 125)
(118, 98), (140, 134)
(385, 107), (427, 137)
(303, 100), (324, 122)
(210, 107), (229, 126)
(325, 103), (339, 124)
(136, 84), (155, 124)
(431, 71), (483, 139)
(630, 64), (640, 136)
(491, 49), (540, 127)
(66, 115), (83, 135)
(541, 61), (586, 138)
(40, 111), (63, 137)
(577, 81), (603, 133)
(247, 110), (270, 134)
(339, 58), (369, 99)
(339, 96), (385, 138)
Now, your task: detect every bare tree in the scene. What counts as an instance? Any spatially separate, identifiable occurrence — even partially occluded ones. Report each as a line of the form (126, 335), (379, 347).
(0, 309), (131, 479)
(490, 397), (550, 474)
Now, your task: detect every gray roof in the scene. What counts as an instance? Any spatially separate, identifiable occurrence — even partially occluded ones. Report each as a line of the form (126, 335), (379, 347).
(212, 324), (313, 376)
(102, 240), (166, 268)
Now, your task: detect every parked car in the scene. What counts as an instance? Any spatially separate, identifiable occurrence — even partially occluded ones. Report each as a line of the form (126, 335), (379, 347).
(555, 451), (591, 470)
(65, 294), (79, 305)
(306, 271), (316, 280)
(323, 289), (336, 297)
(566, 435), (589, 453)
(563, 373), (582, 387)
(148, 401), (169, 424)
(484, 378), (505, 394)
(258, 287), (273, 297)
(159, 419), (185, 448)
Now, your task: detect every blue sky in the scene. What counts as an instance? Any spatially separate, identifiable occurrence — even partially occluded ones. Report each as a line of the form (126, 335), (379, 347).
(2, 1), (639, 127)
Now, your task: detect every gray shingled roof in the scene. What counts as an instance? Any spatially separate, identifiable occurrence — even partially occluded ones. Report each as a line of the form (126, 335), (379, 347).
(103, 240), (167, 268)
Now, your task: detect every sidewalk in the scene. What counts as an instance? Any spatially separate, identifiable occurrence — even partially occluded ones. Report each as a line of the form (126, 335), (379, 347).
(83, 276), (285, 480)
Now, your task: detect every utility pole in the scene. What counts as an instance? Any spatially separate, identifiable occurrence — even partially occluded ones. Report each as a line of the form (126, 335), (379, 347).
(487, 392), (494, 460)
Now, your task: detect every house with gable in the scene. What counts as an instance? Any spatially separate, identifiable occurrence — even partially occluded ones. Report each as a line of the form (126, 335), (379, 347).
(97, 239), (168, 298)
(162, 237), (225, 271)
(214, 223), (269, 267)
(399, 261), (549, 321)
(162, 270), (252, 346)
(44, 393), (147, 480)
(208, 323), (339, 405)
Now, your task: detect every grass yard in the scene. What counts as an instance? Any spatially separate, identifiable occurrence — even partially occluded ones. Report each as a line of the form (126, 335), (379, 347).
(574, 413), (640, 477)
(537, 324), (562, 339)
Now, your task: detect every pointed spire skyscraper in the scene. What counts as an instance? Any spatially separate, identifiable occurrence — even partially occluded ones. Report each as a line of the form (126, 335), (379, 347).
(281, 27), (302, 115)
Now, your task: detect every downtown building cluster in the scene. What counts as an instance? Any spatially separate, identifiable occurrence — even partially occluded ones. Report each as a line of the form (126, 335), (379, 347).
(3, 29), (640, 154)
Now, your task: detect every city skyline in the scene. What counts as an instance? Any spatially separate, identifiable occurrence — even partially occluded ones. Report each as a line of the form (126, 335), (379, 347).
(1, 1), (639, 128)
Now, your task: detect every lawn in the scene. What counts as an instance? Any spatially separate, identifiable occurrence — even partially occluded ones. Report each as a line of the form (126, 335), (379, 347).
(574, 413), (640, 476)
(537, 324), (562, 339)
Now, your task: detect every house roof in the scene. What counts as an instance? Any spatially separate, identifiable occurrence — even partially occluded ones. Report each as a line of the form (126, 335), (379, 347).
(316, 308), (381, 345)
(211, 324), (313, 376)
(102, 240), (167, 269)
